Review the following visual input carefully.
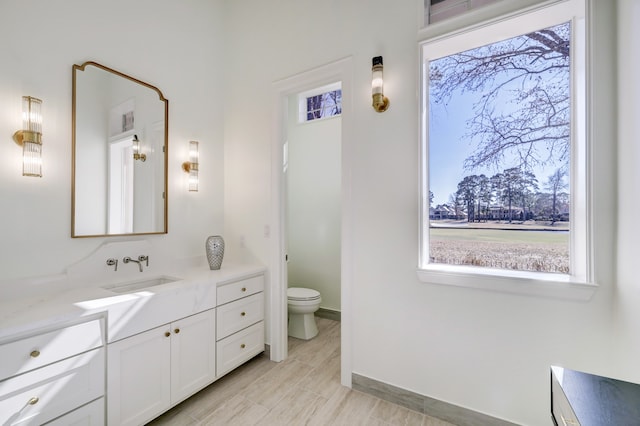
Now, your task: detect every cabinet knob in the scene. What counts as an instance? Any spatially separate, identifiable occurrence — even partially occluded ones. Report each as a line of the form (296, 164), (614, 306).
(174, 328), (180, 334)
(165, 331), (171, 337)
(28, 397), (39, 405)
(240, 343), (246, 349)
(242, 287), (247, 292)
(30, 350), (40, 358)
(241, 312), (246, 317)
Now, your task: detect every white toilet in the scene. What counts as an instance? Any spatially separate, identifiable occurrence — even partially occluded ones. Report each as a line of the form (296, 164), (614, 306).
(287, 287), (322, 340)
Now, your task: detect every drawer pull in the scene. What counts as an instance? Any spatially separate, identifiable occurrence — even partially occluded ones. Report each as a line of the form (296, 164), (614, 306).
(165, 331), (171, 337)
(174, 328), (180, 334)
(241, 287), (247, 292)
(240, 343), (246, 349)
(30, 350), (40, 358)
(241, 311), (246, 317)
(28, 397), (39, 405)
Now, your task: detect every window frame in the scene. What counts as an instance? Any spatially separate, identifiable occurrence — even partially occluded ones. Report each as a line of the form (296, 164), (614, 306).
(297, 82), (342, 124)
(417, 0), (596, 299)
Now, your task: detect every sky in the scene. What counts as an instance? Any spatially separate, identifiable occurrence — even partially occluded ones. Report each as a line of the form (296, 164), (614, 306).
(427, 27), (570, 207)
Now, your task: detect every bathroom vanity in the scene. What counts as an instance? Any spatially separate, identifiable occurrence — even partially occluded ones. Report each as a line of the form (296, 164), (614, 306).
(107, 271), (264, 425)
(0, 242), (266, 426)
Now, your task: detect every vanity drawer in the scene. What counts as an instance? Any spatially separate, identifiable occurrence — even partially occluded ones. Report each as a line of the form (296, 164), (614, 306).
(217, 275), (264, 306)
(0, 318), (105, 381)
(216, 321), (264, 377)
(0, 347), (105, 426)
(216, 292), (264, 340)
(45, 397), (104, 426)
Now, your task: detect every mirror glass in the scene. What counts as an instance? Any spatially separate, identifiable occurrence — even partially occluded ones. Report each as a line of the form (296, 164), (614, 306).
(72, 61), (168, 237)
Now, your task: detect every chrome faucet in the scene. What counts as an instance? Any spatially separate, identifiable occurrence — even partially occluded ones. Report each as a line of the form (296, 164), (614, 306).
(123, 256), (144, 272)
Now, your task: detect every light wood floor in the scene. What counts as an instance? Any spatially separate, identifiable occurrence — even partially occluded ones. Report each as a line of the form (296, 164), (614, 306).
(148, 318), (456, 426)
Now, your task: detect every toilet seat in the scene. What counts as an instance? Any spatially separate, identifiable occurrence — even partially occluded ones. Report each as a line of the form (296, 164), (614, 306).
(287, 287), (321, 301)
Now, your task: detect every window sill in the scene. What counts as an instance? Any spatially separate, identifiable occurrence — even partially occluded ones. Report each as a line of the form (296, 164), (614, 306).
(417, 264), (597, 301)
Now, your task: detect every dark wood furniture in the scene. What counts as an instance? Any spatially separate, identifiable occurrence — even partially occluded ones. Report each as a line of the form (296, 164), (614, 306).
(551, 366), (640, 425)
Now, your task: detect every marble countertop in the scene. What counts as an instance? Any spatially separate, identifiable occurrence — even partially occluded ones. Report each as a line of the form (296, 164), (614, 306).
(0, 262), (266, 343)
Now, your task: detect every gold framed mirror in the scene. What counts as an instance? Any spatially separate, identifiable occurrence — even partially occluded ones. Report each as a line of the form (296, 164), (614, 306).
(72, 61), (168, 238)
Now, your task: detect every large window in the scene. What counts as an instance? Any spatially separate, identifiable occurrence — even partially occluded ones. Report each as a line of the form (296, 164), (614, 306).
(419, 0), (591, 292)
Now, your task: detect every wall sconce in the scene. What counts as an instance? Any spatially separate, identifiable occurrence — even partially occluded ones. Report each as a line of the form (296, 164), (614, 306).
(371, 56), (389, 113)
(132, 134), (146, 162)
(13, 96), (43, 177)
(182, 140), (199, 192)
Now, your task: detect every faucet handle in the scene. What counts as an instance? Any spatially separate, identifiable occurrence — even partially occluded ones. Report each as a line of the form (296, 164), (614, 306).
(106, 258), (118, 271)
(138, 255), (149, 267)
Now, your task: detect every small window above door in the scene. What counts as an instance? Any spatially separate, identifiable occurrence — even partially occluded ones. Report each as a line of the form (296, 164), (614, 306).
(298, 82), (342, 123)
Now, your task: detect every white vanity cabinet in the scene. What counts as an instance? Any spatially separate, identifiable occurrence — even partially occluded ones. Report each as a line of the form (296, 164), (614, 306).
(216, 275), (265, 376)
(107, 308), (216, 426)
(0, 316), (106, 426)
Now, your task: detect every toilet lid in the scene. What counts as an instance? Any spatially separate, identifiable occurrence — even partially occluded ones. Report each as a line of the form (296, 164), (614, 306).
(287, 287), (321, 301)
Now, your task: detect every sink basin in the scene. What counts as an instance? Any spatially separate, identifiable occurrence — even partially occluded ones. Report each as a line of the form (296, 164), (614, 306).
(102, 276), (180, 294)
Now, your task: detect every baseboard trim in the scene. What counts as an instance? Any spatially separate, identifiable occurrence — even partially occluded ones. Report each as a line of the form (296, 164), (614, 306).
(264, 344), (270, 358)
(316, 308), (341, 322)
(352, 373), (518, 426)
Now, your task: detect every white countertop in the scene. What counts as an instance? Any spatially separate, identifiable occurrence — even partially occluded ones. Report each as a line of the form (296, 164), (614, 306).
(0, 262), (266, 343)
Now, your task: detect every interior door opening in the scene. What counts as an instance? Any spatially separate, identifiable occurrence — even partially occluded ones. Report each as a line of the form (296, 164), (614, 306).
(285, 83), (342, 341)
(271, 57), (353, 387)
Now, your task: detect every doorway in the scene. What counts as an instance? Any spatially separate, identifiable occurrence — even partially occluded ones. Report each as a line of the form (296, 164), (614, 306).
(108, 136), (134, 234)
(270, 57), (353, 387)
(286, 84), (342, 322)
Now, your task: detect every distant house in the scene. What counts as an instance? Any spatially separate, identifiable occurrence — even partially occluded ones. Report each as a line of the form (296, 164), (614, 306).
(430, 204), (466, 220)
(487, 206), (525, 221)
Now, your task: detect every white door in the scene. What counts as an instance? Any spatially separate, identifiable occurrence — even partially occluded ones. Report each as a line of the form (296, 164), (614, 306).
(170, 309), (216, 403)
(107, 325), (171, 426)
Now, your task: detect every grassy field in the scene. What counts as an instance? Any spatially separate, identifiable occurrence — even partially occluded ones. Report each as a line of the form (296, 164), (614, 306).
(429, 227), (569, 273)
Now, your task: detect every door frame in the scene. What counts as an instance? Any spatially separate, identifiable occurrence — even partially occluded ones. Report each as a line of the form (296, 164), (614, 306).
(270, 57), (354, 387)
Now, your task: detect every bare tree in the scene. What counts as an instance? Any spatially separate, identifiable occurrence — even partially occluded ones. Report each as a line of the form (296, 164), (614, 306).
(430, 22), (571, 172)
(518, 170), (539, 221)
(545, 168), (568, 224)
(448, 192), (463, 220)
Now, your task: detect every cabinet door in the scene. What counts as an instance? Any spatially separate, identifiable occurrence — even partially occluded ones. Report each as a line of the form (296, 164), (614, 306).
(170, 309), (216, 404)
(107, 326), (171, 426)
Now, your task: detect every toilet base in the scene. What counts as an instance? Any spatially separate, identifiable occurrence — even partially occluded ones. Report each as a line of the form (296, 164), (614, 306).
(288, 312), (319, 340)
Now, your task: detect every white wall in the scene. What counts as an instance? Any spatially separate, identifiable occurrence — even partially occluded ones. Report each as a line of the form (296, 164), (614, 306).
(287, 94), (341, 311)
(614, 0), (640, 382)
(0, 0), (225, 282)
(0, 1), (628, 425)
(223, 1), (619, 425)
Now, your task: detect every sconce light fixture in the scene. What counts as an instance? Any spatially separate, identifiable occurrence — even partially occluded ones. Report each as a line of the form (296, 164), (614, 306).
(13, 96), (43, 177)
(132, 134), (146, 162)
(371, 56), (389, 113)
(182, 140), (199, 192)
